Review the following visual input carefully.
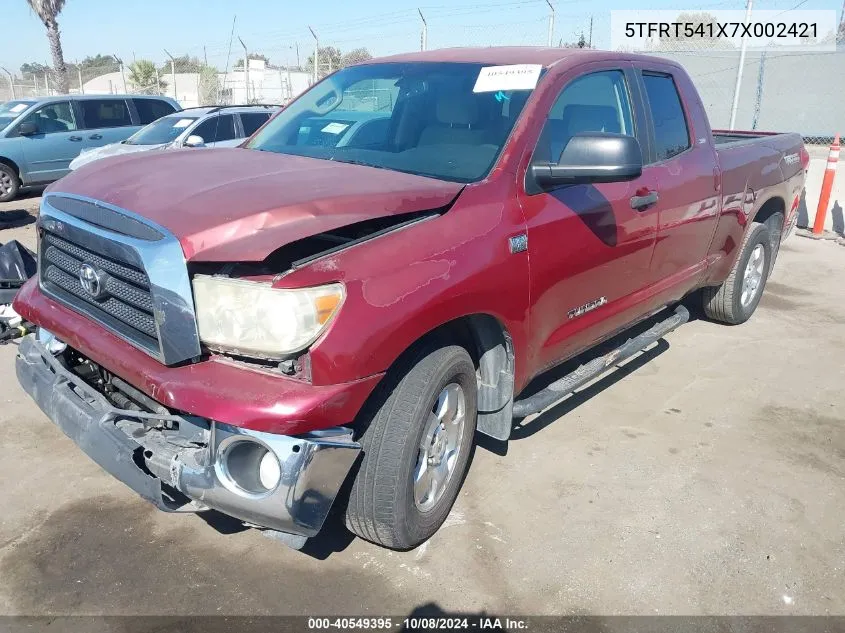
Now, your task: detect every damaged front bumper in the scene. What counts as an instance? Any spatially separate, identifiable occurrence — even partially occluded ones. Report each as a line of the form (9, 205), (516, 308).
(15, 334), (361, 541)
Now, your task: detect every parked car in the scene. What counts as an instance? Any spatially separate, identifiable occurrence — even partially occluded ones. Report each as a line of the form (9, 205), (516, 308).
(0, 95), (180, 202)
(14, 48), (808, 550)
(69, 105), (279, 171)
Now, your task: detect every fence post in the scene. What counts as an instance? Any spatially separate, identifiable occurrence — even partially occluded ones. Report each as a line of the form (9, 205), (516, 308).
(0, 67), (14, 99)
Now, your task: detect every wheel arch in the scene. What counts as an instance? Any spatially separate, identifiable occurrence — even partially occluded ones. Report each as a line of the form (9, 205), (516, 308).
(354, 313), (516, 442)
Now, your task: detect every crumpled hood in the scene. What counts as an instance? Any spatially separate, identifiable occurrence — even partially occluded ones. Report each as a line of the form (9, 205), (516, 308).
(68, 141), (166, 171)
(50, 148), (464, 262)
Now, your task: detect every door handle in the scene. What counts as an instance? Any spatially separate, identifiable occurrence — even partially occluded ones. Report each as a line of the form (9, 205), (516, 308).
(89, 134), (103, 140)
(68, 136), (83, 141)
(630, 190), (659, 210)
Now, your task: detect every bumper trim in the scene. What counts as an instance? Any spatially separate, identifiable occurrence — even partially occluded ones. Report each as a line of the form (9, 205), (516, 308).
(16, 334), (361, 538)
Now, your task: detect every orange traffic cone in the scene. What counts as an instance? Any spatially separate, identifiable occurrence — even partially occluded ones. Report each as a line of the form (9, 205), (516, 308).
(813, 134), (840, 235)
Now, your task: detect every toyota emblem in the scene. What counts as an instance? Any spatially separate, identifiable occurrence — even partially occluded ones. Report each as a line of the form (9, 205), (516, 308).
(78, 263), (103, 298)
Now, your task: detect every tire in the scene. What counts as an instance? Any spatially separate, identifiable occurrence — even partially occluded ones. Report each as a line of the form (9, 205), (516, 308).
(702, 221), (772, 325)
(345, 344), (477, 550)
(0, 163), (20, 203)
(763, 212), (784, 275)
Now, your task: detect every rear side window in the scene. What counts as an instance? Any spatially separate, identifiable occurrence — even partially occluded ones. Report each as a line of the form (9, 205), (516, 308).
(642, 73), (690, 161)
(192, 114), (237, 143)
(78, 99), (133, 129)
(240, 112), (270, 137)
(133, 98), (177, 125)
(534, 70), (635, 164)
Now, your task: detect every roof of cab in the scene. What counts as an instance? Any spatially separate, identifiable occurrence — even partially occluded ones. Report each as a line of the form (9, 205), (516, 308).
(366, 46), (671, 69)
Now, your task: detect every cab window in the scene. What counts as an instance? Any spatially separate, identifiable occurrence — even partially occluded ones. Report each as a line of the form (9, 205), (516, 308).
(534, 70), (635, 164)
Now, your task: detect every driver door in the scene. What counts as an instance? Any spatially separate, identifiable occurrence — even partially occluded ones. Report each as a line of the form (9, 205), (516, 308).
(518, 64), (660, 372)
(17, 100), (84, 183)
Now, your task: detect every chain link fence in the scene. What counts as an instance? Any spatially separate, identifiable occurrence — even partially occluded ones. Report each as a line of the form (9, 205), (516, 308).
(1, 14), (842, 145)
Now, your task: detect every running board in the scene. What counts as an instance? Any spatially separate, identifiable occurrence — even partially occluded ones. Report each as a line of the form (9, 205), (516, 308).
(512, 305), (689, 418)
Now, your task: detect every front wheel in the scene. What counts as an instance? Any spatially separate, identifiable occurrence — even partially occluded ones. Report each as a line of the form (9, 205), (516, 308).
(344, 344), (477, 550)
(702, 221), (772, 325)
(0, 163), (20, 203)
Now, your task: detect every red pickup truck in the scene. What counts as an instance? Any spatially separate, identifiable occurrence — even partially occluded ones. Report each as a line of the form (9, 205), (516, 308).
(14, 48), (807, 550)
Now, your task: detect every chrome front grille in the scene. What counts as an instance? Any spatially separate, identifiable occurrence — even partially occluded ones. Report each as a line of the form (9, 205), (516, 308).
(37, 193), (202, 365)
(40, 231), (158, 341)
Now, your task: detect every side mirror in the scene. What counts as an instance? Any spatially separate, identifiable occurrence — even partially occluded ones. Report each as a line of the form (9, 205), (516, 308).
(184, 135), (205, 148)
(18, 121), (38, 136)
(530, 132), (642, 187)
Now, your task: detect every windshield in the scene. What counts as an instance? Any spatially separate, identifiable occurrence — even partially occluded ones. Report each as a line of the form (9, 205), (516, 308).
(125, 115), (199, 145)
(0, 101), (35, 128)
(247, 62), (539, 182)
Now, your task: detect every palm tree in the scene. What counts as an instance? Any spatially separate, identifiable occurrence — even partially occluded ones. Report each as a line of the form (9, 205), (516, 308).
(128, 60), (167, 94)
(26, 0), (69, 93)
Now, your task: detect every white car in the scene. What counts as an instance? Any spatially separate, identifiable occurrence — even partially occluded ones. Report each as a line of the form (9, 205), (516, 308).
(69, 105), (278, 170)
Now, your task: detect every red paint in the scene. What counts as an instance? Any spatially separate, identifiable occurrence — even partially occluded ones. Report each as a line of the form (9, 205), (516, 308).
(19, 48), (808, 434)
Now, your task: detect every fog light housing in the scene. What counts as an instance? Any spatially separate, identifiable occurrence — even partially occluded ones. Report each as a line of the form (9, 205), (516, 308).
(216, 439), (281, 495)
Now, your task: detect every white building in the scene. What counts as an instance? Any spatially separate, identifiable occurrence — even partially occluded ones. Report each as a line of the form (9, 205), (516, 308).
(82, 60), (311, 108)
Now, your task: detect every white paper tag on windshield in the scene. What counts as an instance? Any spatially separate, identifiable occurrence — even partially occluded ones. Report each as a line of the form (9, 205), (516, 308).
(321, 122), (349, 134)
(173, 118), (194, 128)
(473, 64), (542, 93)
(10, 103), (28, 113)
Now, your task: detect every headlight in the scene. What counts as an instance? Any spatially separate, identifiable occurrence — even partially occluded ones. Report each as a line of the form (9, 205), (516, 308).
(192, 275), (344, 358)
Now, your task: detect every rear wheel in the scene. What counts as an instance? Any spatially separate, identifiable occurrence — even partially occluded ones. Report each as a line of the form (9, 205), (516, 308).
(0, 163), (19, 203)
(702, 221), (771, 324)
(344, 344), (477, 550)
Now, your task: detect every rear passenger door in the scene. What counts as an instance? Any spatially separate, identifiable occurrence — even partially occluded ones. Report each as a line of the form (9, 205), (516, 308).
(190, 114), (238, 148)
(238, 111), (271, 142)
(76, 98), (138, 149)
(634, 63), (720, 290)
(132, 98), (178, 125)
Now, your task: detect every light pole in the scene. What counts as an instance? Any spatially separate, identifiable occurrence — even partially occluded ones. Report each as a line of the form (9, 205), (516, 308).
(418, 9), (428, 51)
(545, 0), (555, 47)
(308, 26), (319, 85)
(238, 36), (249, 103)
(164, 49), (177, 102)
(114, 54), (126, 92)
(0, 66), (14, 99)
(728, 0), (753, 129)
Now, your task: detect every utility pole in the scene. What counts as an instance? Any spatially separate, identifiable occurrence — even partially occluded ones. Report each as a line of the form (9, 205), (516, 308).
(295, 42), (301, 69)
(114, 54), (126, 92)
(589, 15), (593, 48)
(164, 49), (177, 102)
(203, 46), (208, 67)
(77, 65), (84, 94)
(0, 66), (15, 99)
(309, 26), (319, 85)
(418, 9), (428, 51)
(728, 0), (753, 129)
(238, 36), (249, 103)
(545, 0), (555, 47)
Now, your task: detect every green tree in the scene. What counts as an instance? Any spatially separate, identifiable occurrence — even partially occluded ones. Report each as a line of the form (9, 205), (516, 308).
(160, 55), (203, 74)
(128, 60), (167, 94)
(340, 48), (372, 67)
(20, 61), (50, 79)
(305, 46), (341, 79)
(26, 0), (69, 93)
(198, 65), (220, 105)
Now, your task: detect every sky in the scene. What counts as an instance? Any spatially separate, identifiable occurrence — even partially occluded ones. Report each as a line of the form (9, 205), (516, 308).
(0, 0), (840, 74)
